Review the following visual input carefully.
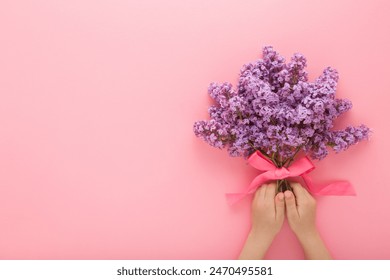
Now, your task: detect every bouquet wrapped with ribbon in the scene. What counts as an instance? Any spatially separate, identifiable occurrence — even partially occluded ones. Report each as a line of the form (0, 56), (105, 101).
(194, 46), (371, 205)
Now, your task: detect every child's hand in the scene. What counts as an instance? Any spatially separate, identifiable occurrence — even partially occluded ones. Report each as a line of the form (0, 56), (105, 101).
(284, 182), (332, 259)
(251, 182), (285, 238)
(284, 182), (317, 239)
(239, 182), (284, 259)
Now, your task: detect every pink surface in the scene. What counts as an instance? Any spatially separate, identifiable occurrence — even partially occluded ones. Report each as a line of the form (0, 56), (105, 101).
(0, 0), (389, 259)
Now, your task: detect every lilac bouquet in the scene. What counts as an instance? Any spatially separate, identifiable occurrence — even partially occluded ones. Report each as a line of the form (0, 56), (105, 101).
(194, 46), (370, 193)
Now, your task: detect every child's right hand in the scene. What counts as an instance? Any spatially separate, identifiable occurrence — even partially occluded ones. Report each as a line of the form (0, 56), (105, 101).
(284, 182), (317, 239)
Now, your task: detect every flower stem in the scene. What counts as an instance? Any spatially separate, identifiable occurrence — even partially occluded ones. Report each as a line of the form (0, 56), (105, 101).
(277, 179), (292, 193)
(248, 141), (277, 164)
(282, 146), (303, 167)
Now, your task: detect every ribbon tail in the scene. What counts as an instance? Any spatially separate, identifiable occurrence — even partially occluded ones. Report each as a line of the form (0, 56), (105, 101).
(302, 174), (356, 196)
(226, 171), (275, 205)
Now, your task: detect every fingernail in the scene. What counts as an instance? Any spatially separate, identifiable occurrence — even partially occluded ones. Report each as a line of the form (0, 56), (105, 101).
(284, 191), (292, 198)
(277, 193), (284, 201)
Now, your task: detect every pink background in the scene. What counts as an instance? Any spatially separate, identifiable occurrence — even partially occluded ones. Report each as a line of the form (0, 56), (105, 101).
(0, 0), (389, 259)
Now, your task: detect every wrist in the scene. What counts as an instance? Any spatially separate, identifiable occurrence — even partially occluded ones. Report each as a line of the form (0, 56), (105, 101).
(294, 228), (332, 260)
(249, 228), (277, 245)
(294, 227), (320, 245)
(239, 229), (275, 260)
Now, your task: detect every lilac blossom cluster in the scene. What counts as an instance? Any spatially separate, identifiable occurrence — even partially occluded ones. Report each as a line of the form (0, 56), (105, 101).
(194, 46), (370, 165)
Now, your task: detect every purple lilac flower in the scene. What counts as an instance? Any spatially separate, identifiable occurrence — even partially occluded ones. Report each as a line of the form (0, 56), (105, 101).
(194, 46), (371, 165)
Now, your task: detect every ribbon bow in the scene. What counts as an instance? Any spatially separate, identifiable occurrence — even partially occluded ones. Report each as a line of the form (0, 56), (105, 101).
(226, 151), (355, 205)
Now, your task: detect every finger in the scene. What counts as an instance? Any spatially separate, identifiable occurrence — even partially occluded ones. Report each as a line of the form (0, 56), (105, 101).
(265, 182), (276, 199)
(290, 181), (305, 194)
(290, 182), (309, 204)
(275, 192), (285, 222)
(254, 183), (265, 198)
(290, 181), (316, 210)
(253, 184), (267, 206)
(284, 190), (299, 220)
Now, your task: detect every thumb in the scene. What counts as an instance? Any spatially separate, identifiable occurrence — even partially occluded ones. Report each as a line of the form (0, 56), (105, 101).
(284, 190), (299, 221)
(275, 192), (285, 222)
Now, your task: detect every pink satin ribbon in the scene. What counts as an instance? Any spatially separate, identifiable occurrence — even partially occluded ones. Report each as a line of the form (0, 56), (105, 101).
(226, 151), (355, 205)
